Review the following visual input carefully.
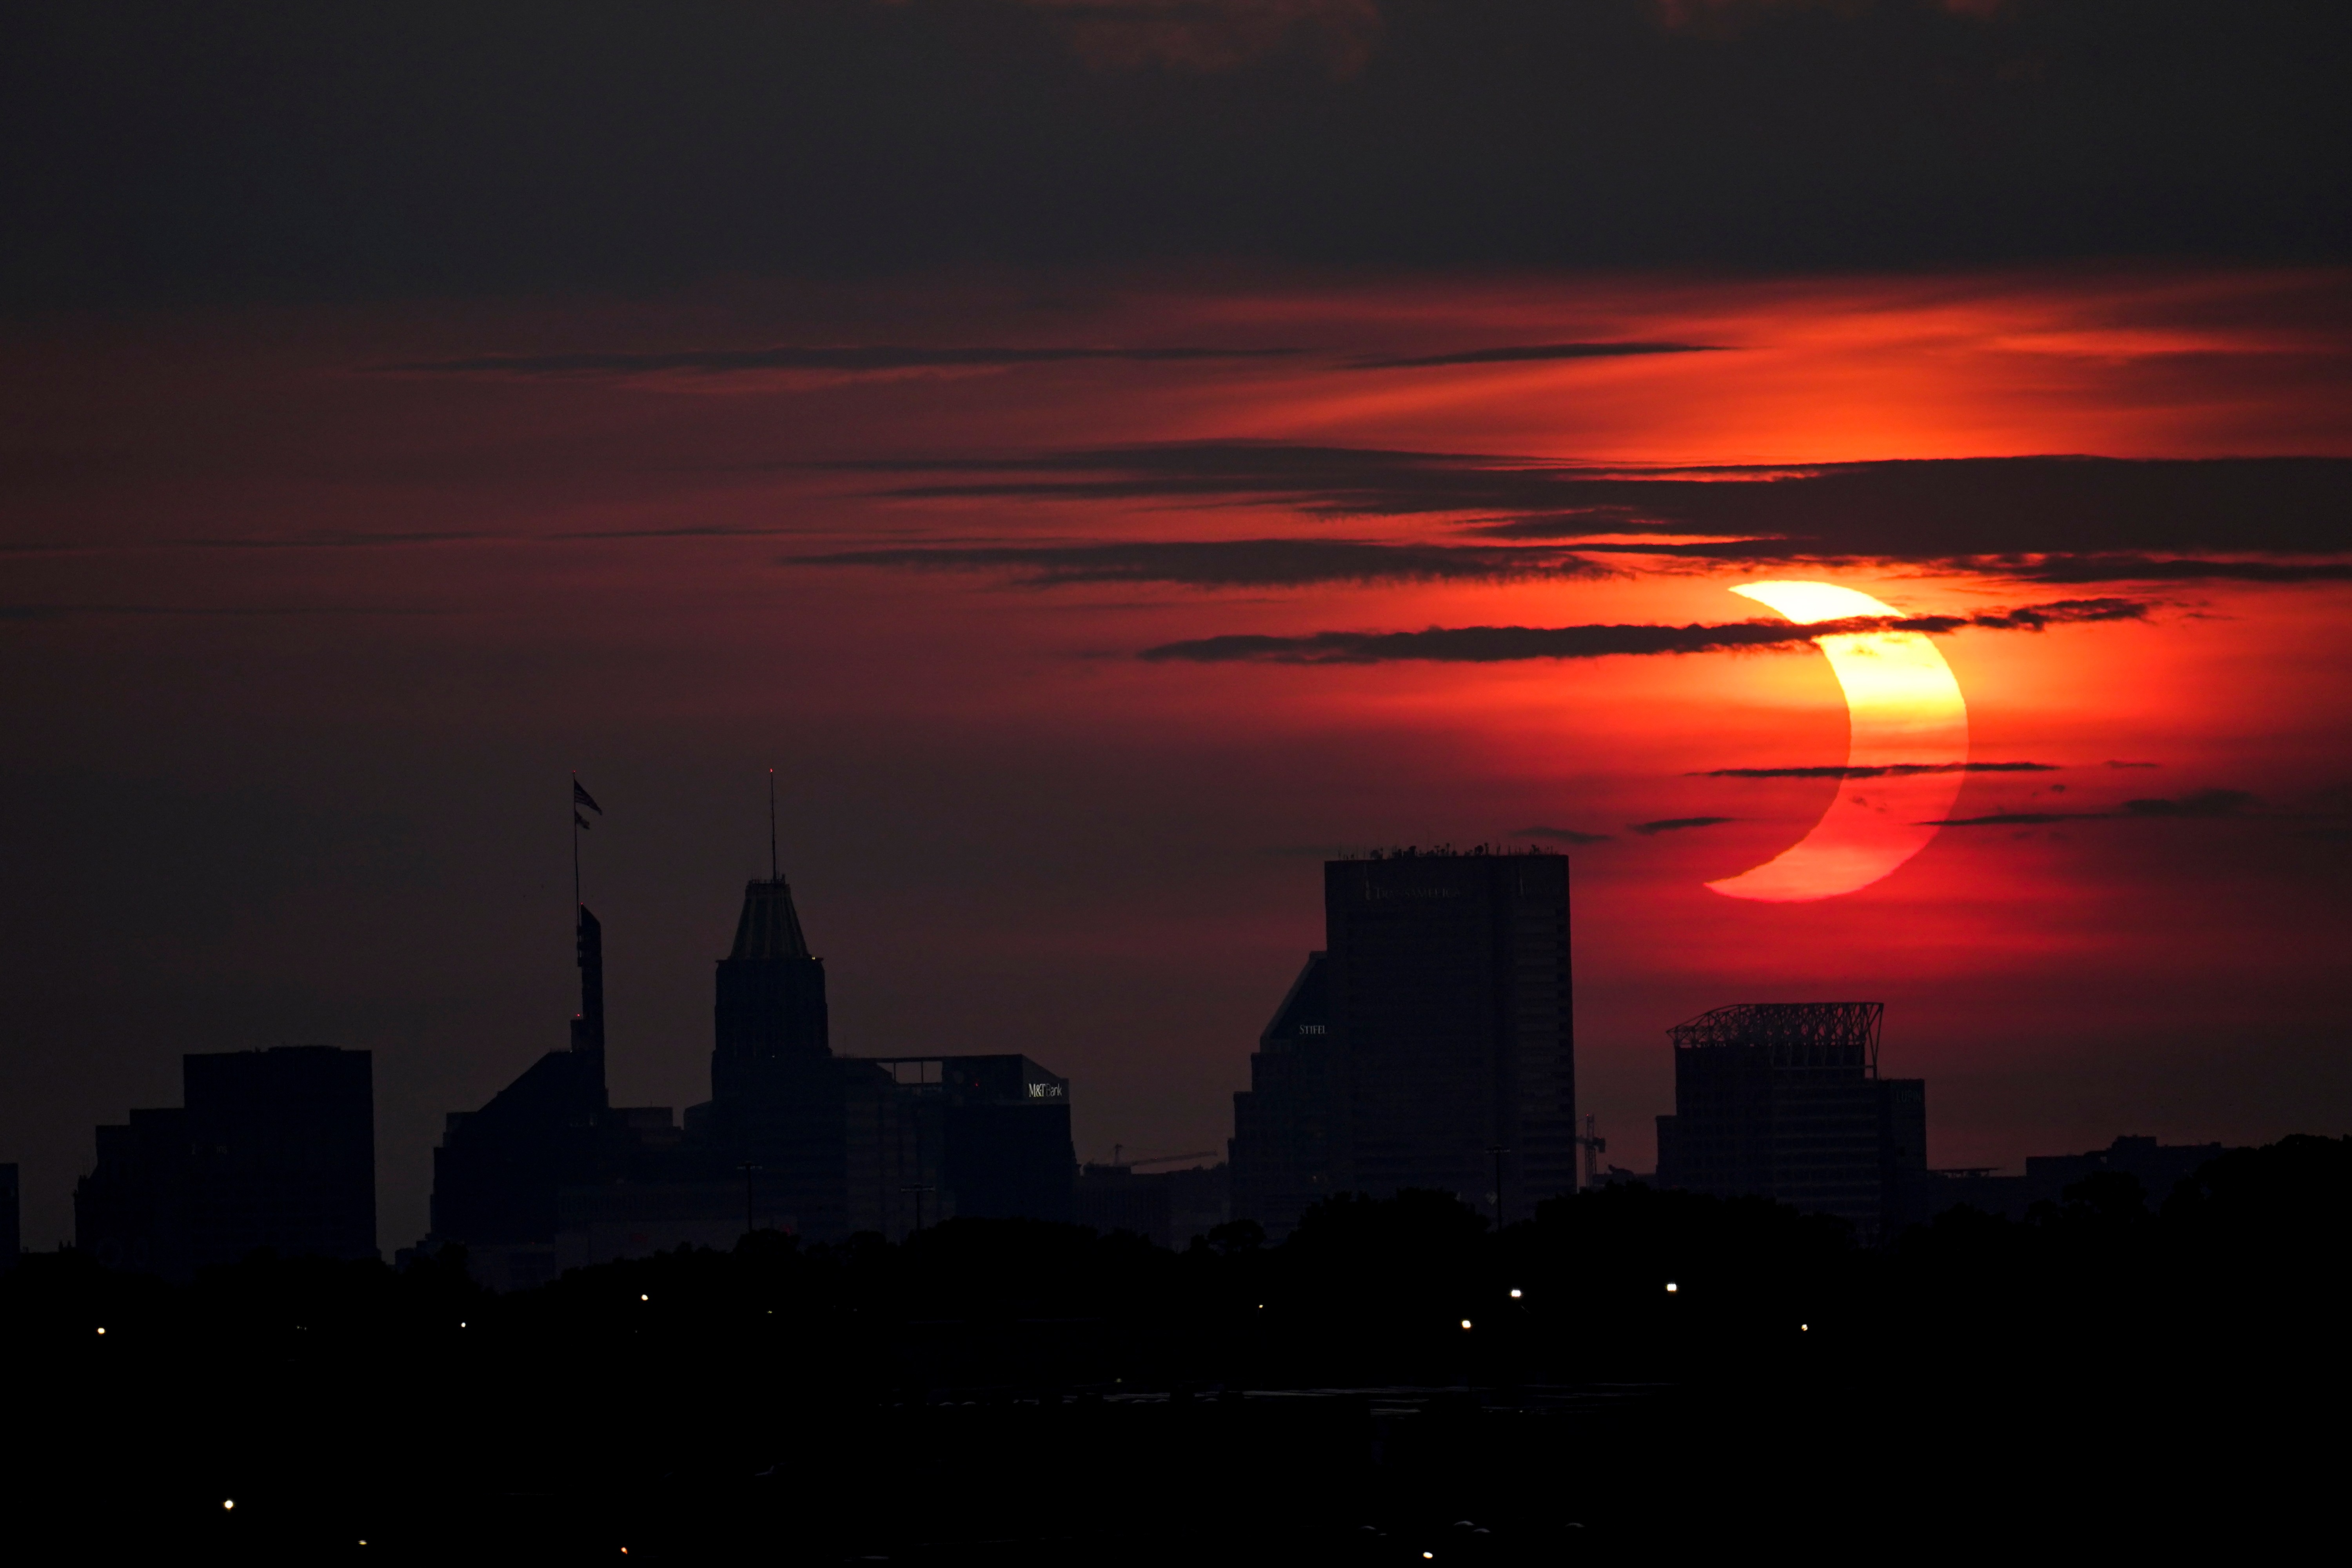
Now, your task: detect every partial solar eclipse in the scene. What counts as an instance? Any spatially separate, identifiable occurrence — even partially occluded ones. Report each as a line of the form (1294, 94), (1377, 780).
(1706, 581), (1970, 903)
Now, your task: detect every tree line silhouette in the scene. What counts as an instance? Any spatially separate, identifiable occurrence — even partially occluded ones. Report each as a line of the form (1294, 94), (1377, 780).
(6, 1135), (2344, 1562)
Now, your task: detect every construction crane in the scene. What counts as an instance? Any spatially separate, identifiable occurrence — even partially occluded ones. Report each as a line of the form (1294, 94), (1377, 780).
(1574, 1116), (1607, 1189)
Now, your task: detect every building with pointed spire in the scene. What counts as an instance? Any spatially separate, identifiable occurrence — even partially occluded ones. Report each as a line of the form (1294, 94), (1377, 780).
(428, 799), (1078, 1283)
(692, 873), (848, 1239)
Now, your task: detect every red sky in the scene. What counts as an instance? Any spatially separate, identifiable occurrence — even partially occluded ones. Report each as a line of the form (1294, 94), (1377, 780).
(5, 263), (2351, 1247)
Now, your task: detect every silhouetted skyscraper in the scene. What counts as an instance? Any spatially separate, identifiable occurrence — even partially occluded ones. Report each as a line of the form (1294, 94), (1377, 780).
(1326, 852), (1576, 1220)
(1229, 851), (1576, 1231)
(1653, 1002), (1925, 1241)
(74, 1108), (189, 1275)
(1229, 951), (1335, 1239)
(853, 1056), (1075, 1237)
(699, 875), (848, 1239)
(183, 1046), (375, 1268)
(76, 1047), (375, 1276)
(429, 905), (679, 1288)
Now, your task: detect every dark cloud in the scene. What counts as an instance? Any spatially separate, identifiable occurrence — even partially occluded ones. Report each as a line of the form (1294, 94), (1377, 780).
(803, 538), (1607, 587)
(3, 524), (818, 557)
(1628, 816), (1738, 836)
(1937, 788), (2258, 826)
(386, 345), (1306, 378)
(1478, 460), (2352, 561)
(854, 447), (2352, 565)
(2105, 760), (2163, 769)
(1511, 825), (1613, 844)
(1696, 761), (2061, 779)
(850, 442), (1533, 507)
(1983, 555), (2352, 585)
(1347, 342), (1720, 370)
(0, 530), (490, 556)
(1139, 600), (2149, 663)
(2122, 788), (2258, 818)
(0, 603), (449, 620)
(6, 2), (2348, 308)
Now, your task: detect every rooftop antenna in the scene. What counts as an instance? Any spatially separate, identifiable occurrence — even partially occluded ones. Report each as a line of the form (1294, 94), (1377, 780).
(768, 768), (778, 882)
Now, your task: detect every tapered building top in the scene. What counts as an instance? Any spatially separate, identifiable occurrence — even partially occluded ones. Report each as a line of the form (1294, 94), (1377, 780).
(728, 877), (811, 961)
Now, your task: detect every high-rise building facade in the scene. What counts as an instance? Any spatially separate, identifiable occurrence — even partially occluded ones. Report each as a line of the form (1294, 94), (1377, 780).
(1328, 852), (1576, 1220)
(1652, 1002), (1925, 1241)
(850, 1056), (1076, 1238)
(182, 1045), (376, 1268)
(1228, 951), (1335, 1239)
(1230, 850), (1576, 1233)
(74, 1108), (189, 1275)
(698, 876), (847, 1238)
(429, 905), (679, 1289)
(432, 908), (616, 1248)
(430, 853), (1078, 1278)
(76, 1046), (376, 1277)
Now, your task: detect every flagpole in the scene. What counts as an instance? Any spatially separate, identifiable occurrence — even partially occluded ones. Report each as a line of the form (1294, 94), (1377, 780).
(572, 770), (581, 915)
(768, 768), (778, 882)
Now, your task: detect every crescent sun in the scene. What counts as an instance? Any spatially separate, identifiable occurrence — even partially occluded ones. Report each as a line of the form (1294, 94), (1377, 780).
(1705, 581), (1970, 903)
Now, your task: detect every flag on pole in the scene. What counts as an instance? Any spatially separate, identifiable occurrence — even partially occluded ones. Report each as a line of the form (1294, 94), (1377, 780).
(573, 779), (602, 814)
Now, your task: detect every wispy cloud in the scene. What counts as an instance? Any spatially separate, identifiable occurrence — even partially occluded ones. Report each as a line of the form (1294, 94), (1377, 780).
(1139, 600), (2149, 664)
(384, 345), (1306, 379)
(1628, 816), (1738, 836)
(1511, 824), (1613, 844)
(1348, 342), (1722, 370)
(0, 603), (452, 620)
(1695, 761), (2061, 778)
(846, 446), (2352, 565)
(803, 538), (1609, 588)
(1979, 554), (2352, 585)
(1936, 788), (2258, 826)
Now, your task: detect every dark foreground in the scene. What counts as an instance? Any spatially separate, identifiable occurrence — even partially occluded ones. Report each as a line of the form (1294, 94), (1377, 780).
(6, 1136), (2347, 1563)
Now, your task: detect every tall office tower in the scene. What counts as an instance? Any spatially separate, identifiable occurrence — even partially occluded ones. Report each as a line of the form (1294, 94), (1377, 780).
(1652, 1002), (1926, 1242)
(74, 1108), (190, 1275)
(848, 1055), (1075, 1237)
(430, 905), (652, 1288)
(0, 1162), (19, 1268)
(77, 1048), (375, 1277)
(182, 1046), (376, 1268)
(701, 875), (846, 1239)
(1228, 951), (1336, 1239)
(1324, 850), (1576, 1222)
